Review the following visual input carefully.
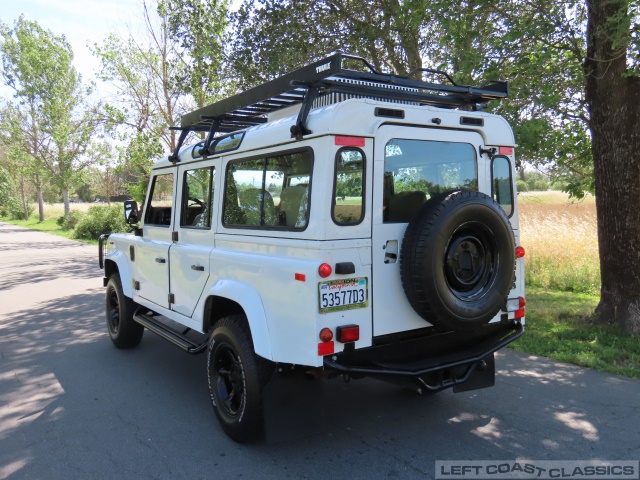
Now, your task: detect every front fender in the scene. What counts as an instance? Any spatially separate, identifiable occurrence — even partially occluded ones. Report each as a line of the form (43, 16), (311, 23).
(104, 250), (133, 298)
(208, 279), (272, 360)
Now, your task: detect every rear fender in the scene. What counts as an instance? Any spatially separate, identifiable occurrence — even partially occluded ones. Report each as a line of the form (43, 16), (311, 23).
(207, 280), (272, 360)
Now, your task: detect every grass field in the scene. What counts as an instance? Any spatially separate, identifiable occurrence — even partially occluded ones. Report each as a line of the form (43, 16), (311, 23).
(513, 192), (640, 379)
(519, 191), (599, 295)
(513, 287), (640, 379)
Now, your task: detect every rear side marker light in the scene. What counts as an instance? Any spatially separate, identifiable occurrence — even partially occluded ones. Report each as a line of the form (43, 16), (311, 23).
(516, 246), (525, 258)
(335, 136), (365, 147)
(318, 263), (332, 278)
(337, 325), (360, 343)
(499, 146), (514, 155)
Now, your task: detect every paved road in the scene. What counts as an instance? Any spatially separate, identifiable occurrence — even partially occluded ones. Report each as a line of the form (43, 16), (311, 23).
(1, 222), (639, 480)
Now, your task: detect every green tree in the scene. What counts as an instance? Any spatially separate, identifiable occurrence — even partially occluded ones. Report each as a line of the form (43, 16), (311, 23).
(0, 104), (40, 219)
(0, 16), (102, 217)
(159, 0), (229, 108)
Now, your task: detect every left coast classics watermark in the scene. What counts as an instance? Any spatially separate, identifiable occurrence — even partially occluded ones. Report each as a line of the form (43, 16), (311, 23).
(435, 460), (639, 479)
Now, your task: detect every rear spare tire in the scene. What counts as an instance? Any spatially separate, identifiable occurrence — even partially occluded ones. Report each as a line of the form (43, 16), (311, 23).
(400, 190), (515, 331)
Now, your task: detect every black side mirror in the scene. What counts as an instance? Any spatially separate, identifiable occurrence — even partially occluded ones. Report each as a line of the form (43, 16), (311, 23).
(124, 200), (139, 225)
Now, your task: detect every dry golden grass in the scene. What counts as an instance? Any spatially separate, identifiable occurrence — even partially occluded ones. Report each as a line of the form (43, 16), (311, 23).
(519, 191), (600, 294)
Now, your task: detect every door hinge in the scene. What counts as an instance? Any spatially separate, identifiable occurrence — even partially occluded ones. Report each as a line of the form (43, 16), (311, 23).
(133, 280), (140, 291)
(168, 293), (175, 304)
(172, 231), (179, 242)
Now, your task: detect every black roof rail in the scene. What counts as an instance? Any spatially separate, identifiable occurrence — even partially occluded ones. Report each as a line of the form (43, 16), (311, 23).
(169, 52), (508, 161)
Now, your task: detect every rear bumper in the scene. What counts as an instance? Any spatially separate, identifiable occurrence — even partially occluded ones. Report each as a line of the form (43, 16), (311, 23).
(324, 320), (523, 392)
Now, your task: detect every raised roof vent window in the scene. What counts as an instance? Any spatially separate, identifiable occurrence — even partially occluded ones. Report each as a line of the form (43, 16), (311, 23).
(375, 108), (405, 119)
(460, 117), (484, 127)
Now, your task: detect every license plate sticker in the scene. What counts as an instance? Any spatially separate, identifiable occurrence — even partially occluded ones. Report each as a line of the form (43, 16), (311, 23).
(318, 277), (368, 313)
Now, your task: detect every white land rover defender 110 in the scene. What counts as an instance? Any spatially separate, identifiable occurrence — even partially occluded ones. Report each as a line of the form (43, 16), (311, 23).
(99, 53), (525, 443)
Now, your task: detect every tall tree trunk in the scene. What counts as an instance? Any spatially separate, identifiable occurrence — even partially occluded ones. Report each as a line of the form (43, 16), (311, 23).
(19, 176), (28, 221)
(62, 188), (70, 216)
(35, 172), (44, 222)
(585, 0), (640, 335)
(37, 187), (44, 222)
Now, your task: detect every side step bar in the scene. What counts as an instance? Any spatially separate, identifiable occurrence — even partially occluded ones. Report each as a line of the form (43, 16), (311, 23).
(133, 309), (209, 354)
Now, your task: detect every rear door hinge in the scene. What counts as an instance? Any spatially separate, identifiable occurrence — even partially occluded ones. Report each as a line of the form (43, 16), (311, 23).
(172, 231), (179, 242)
(168, 293), (175, 304)
(133, 280), (140, 291)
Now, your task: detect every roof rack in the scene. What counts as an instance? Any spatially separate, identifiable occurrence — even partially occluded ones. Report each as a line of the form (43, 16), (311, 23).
(168, 52), (508, 162)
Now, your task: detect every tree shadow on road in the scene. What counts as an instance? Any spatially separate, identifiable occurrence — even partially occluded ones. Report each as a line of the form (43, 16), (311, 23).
(1, 290), (639, 480)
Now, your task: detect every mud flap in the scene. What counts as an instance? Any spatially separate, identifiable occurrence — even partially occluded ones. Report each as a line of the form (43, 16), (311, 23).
(263, 366), (325, 444)
(453, 353), (495, 393)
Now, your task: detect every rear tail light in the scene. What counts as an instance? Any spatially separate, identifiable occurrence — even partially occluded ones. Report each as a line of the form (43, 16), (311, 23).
(318, 328), (335, 356)
(336, 325), (360, 343)
(318, 342), (334, 356)
(514, 296), (526, 319)
(516, 246), (525, 258)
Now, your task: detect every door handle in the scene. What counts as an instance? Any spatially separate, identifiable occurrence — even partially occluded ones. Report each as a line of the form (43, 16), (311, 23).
(155, 257), (166, 264)
(191, 265), (205, 271)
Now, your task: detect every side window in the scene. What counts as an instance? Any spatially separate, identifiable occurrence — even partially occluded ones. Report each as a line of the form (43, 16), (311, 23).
(145, 173), (174, 226)
(384, 139), (477, 223)
(333, 148), (365, 225)
(492, 156), (513, 217)
(223, 149), (313, 229)
(181, 167), (214, 228)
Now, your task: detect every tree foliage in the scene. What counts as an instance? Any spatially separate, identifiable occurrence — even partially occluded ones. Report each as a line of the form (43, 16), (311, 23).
(229, 0), (591, 196)
(159, 0), (229, 107)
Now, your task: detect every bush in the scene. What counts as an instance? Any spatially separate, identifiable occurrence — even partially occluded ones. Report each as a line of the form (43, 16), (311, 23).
(516, 179), (528, 193)
(524, 171), (550, 192)
(74, 205), (128, 240)
(57, 210), (85, 230)
(3, 201), (34, 220)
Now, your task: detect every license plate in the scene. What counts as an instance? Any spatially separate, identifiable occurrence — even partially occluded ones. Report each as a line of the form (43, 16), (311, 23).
(318, 277), (368, 313)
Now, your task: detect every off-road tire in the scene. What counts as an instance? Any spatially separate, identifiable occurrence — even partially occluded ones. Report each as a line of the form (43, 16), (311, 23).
(400, 190), (516, 331)
(207, 315), (274, 443)
(105, 274), (144, 348)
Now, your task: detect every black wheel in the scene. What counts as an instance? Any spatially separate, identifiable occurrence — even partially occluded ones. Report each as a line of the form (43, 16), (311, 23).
(207, 315), (274, 442)
(105, 274), (144, 348)
(400, 190), (516, 331)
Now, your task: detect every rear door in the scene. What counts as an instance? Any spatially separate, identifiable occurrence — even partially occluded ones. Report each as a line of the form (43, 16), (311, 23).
(372, 126), (484, 336)
(169, 162), (217, 317)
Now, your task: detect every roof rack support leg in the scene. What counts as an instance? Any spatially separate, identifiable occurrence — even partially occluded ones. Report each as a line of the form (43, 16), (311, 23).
(290, 85), (320, 140)
(201, 118), (222, 157)
(168, 129), (190, 163)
